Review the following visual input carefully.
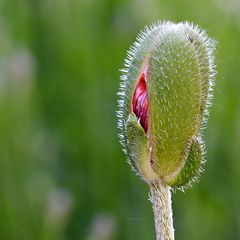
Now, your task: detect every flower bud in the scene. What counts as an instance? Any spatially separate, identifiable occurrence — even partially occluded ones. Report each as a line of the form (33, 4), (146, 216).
(117, 21), (216, 188)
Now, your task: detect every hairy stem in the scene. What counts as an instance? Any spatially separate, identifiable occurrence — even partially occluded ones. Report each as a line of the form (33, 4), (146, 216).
(150, 180), (174, 240)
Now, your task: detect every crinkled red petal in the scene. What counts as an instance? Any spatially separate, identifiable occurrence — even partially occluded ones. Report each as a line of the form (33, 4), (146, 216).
(132, 66), (148, 133)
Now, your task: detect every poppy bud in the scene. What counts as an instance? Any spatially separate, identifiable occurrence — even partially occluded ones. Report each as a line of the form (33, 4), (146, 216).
(117, 21), (216, 188)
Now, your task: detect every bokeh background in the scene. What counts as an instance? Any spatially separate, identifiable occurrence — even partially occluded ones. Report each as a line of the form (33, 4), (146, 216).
(0, 0), (239, 239)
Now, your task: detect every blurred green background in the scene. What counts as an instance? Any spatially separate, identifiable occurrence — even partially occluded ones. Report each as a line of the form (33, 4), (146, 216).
(0, 0), (239, 239)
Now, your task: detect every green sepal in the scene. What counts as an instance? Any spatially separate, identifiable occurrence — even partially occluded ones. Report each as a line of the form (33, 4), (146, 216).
(180, 24), (214, 115)
(126, 113), (158, 181)
(163, 138), (202, 187)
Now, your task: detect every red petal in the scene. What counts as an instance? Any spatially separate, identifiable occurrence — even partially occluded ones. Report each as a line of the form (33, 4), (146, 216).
(132, 66), (148, 133)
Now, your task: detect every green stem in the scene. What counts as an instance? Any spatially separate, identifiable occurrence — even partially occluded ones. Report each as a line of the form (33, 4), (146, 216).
(150, 180), (175, 240)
